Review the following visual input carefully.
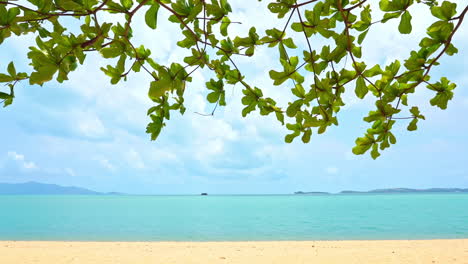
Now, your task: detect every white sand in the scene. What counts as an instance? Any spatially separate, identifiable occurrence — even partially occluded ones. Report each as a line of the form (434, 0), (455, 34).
(1, 239), (467, 264)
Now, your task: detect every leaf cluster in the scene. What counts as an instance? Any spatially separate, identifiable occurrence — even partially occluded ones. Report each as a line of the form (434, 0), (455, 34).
(0, 0), (466, 159)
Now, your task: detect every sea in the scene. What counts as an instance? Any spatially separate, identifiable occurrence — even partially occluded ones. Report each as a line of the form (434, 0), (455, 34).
(0, 194), (467, 241)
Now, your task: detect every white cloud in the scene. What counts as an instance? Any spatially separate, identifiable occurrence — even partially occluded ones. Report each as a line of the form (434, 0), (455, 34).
(463, 97), (468, 108)
(7, 151), (38, 170)
(196, 138), (224, 160)
(74, 110), (107, 138)
(345, 151), (357, 161)
(96, 158), (115, 171)
(192, 118), (239, 162)
(125, 149), (145, 169)
(23, 161), (37, 169)
(326, 167), (339, 175)
(7, 151), (24, 161)
(65, 168), (76, 177)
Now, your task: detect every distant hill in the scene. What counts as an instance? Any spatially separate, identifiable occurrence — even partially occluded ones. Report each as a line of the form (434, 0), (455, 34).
(0, 182), (108, 195)
(339, 188), (468, 194)
(294, 191), (330, 195)
(294, 188), (468, 195)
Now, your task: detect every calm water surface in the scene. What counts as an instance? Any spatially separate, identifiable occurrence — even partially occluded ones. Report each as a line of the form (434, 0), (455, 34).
(1, 194), (467, 241)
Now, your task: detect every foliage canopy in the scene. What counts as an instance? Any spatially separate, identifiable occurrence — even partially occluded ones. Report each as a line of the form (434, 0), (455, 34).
(0, 0), (467, 159)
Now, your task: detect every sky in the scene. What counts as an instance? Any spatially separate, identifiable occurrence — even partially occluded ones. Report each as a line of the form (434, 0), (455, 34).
(1, 0), (468, 194)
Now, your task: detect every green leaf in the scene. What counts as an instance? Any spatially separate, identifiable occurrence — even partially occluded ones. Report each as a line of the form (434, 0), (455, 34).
(371, 143), (380, 159)
(285, 132), (299, 143)
(120, 0), (133, 9)
(357, 30), (369, 45)
(0, 91), (13, 99)
(389, 132), (397, 144)
(427, 77), (456, 109)
(100, 47), (122, 58)
(382, 12), (401, 23)
(380, 0), (407, 12)
(219, 93), (226, 106)
(286, 100), (302, 117)
(430, 92), (453, 109)
(409, 106), (420, 117)
(0, 6), (7, 26)
(431, 1), (457, 21)
(145, 3), (160, 29)
(220, 17), (230, 36)
(207, 92), (220, 103)
(7, 7), (20, 24)
(275, 111), (284, 125)
(318, 125), (327, 134)
(278, 42), (288, 61)
(29, 65), (57, 85)
(0, 74), (13, 83)
(355, 76), (368, 99)
(268, 2), (291, 18)
(282, 38), (297, 49)
(363, 65), (383, 77)
(352, 135), (374, 155)
(398, 11), (412, 34)
(146, 115), (164, 141)
(242, 103), (256, 117)
(148, 79), (171, 99)
(407, 118), (418, 131)
(7, 62), (16, 77)
(301, 129), (312, 143)
(3, 98), (13, 107)
(445, 43), (458, 56)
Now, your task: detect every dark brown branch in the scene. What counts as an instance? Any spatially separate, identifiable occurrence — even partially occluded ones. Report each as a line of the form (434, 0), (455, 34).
(196, 17), (241, 24)
(295, 3), (328, 119)
(157, 0), (201, 52)
(291, 0), (319, 8)
(391, 116), (415, 120)
(124, 0), (149, 36)
(345, 0), (367, 11)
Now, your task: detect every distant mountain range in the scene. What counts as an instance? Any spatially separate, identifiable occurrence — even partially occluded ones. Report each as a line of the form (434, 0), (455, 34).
(294, 191), (330, 195)
(295, 188), (468, 195)
(0, 182), (120, 195)
(1, 182), (467, 195)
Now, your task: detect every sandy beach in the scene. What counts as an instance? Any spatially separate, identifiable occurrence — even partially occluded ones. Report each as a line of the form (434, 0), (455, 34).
(0, 239), (467, 264)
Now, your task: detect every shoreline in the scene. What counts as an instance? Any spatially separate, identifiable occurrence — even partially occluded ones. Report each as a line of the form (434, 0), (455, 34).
(1, 239), (467, 263)
(1, 238), (467, 242)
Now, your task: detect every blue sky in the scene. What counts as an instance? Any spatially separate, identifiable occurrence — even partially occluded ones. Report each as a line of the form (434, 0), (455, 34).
(1, 1), (468, 194)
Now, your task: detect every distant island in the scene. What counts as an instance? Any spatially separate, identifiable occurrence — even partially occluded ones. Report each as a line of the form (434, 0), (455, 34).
(295, 188), (468, 195)
(0, 182), (120, 195)
(2, 182), (467, 195)
(294, 191), (330, 195)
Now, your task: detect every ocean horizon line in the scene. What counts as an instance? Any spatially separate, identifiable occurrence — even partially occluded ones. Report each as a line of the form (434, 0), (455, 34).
(1, 181), (468, 196)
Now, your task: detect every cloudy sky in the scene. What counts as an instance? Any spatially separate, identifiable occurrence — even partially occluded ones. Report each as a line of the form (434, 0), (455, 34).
(1, 0), (468, 194)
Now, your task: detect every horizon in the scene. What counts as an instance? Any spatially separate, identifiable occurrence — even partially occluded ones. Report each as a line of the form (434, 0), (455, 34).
(1, 181), (467, 196)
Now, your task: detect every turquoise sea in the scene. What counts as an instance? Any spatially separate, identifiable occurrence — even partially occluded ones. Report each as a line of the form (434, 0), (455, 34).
(1, 194), (467, 241)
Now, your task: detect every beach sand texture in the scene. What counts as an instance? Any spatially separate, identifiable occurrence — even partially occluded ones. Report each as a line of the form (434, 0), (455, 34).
(1, 240), (467, 264)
